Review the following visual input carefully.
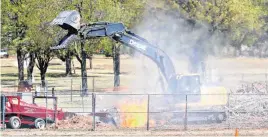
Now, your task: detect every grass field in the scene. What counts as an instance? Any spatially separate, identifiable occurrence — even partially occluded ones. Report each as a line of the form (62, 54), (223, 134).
(1, 55), (138, 91)
(1, 55), (268, 136)
(1, 55), (268, 92)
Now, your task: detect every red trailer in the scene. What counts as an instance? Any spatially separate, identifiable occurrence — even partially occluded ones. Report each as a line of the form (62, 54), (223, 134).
(1, 95), (64, 129)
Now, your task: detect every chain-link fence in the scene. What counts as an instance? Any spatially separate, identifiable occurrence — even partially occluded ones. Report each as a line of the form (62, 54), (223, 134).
(1, 91), (268, 131)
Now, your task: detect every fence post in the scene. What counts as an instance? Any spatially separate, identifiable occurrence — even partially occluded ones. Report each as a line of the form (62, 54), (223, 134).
(252, 83), (254, 92)
(92, 77), (95, 92)
(1, 95), (6, 130)
(92, 93), (96, 131)
(14, 80), (16, 92)
(82, 94), (84, 113)
(147, 94), (150, 131)
(227, 93), (230, 129)
(32, 91), (35, 104)
(246, 83), (249, 92)
(52, 88), (57, 129)
(71, 78), (73, 102)
(45, 90), (48, 128)
(80, 84), (82, 95)
(184, 95), (188, 130)
(265, 73), (267, 93)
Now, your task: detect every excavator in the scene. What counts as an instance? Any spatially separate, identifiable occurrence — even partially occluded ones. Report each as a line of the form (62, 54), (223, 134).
(50, 10), (228, 124)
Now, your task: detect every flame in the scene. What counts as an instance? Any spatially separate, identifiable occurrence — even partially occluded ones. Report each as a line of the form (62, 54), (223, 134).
(118, 99), (147, 128)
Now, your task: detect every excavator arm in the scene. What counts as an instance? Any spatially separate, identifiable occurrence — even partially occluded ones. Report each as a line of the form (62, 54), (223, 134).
(83, 22), (176, 83)
(51, 10), (177, 93)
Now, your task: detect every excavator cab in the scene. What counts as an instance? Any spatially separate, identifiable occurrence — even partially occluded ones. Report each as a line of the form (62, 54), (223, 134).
(167, 74), (201, 103)
(176, 74), (201, 95)
(178, 74), (228, 106)
(172, 73), (228, 106)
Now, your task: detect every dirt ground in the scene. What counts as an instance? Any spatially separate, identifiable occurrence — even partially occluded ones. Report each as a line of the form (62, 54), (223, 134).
(2, 128), (268, 136)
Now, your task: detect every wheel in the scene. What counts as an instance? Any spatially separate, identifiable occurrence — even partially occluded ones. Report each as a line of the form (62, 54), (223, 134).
(34, 118), (46, 129)
(8, 116), (21, 129)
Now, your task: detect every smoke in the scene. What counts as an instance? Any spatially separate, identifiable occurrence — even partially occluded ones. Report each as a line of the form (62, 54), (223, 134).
(127, 3), (228, 93)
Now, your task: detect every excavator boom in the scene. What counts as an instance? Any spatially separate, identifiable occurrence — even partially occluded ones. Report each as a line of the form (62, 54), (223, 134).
(51, 10), (177, 93)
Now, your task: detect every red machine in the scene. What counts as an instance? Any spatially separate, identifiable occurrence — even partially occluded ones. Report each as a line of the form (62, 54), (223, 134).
(1, 95), (64, 129)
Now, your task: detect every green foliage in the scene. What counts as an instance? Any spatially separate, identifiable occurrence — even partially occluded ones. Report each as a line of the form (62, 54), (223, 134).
(177, 0), (266, 47)
(1, 0), (29, 51)
(2, 0), (146, 57)
(2, 0), (267, 58)
(26, 2), (60, 49)
(99, 38), (113, 57)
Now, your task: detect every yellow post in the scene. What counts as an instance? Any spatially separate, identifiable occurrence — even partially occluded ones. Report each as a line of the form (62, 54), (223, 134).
(235, 128), (239, 136)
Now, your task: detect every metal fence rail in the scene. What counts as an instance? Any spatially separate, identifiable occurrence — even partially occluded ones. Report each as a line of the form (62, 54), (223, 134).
(1, 91), (268, 131)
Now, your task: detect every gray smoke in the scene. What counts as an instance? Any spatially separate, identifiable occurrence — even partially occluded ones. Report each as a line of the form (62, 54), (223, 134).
(127, 5), (228, 93)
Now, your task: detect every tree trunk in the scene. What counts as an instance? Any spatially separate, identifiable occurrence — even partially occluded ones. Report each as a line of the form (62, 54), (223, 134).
(40, 62), (49, 87)
(81, 42), (88, 96)
(27, 52), (35, 84)
(17, 48), (24, 81)
(35, 48), (53, 88)
(88, 56), (92, 70)
(65, 51), (72, 76)
(72, 59), (76, 74)
(113, 44), (120, 87)
(40, 70), (46, 87)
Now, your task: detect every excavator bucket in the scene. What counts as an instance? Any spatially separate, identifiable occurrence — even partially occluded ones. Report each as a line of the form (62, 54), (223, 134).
(91, 107), (119, 127)
(50, 10), (81, 31)
(50, 10), (81, 50)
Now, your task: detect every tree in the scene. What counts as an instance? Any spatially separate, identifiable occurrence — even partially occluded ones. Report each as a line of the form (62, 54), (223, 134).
(26, 51), (36, 83)
(176, 0), (265, 53)
(111, 0), (145, 87)
(1, 0), (31, 81)
(251, 0), (268, 57)
(72, 40), (89, 95)
(152, 0), (266, 73)
(35, 48), (54, 87)
(24, 0), (64, 86)
(65, 50), (73, 76)
(28, 25), (56, 86)
(113, 43), (120, 87)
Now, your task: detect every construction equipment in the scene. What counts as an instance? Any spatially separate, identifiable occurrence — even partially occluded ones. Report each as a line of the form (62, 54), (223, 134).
(0, 94), (64, 129)
(50, 10), (228, 123)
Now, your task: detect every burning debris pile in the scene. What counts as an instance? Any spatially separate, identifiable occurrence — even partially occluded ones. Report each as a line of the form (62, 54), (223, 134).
(117, 99), (148, 128)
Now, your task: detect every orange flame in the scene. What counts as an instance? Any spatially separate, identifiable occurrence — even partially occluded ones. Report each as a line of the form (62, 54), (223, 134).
(118, 99), (147, 128)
